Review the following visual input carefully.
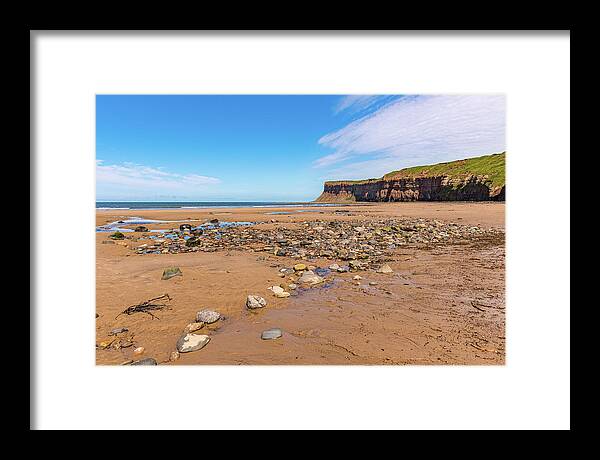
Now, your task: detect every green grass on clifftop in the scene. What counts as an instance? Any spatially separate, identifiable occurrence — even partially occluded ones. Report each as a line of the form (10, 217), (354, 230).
(326, 152), (505, 188)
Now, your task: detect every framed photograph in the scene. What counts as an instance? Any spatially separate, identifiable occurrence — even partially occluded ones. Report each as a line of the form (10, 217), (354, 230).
(32, 30), (570, 430)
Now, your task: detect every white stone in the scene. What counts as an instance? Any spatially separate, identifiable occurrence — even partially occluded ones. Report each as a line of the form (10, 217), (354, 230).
(246, 295), (267, 309)
(376, 264), (393, 274)
(195, 310), (221, 324)
(176, 334), (210, 353)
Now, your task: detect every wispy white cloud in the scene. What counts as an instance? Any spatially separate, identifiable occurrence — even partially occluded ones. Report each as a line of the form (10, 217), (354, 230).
(317, 95), (506, 179)
(96, 160), (220, 198)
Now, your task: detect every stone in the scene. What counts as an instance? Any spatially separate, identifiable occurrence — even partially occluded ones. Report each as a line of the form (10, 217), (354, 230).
(184, 322), (204, 333)
(176, 334), (210, 353)
(329, 263), (340, 271)
(130, 358), (157, 365)
(161, 267), (183, 280)
(133, 347), (145, 355)
(269, 286), (290, 298)
(109, 327), (129, 336)
(261, 328), (283, 340)
(209, 218), (219, 224)
(353, 275), (362, 280)
(179, 224), (193, 232)
(369, 281), (378, 285)
(376, 264), (394, 274)
(247, 295), (267, 309)
(169, 351), (180, 361)
(288, 283), (297, 290)
(195, 310), (221, 324)
(297, 270), (324, 285)
(134, 226), (149, 232)
(185, 237), (201, 247)
(110, 231), (125, 240)
(349, 260), (363, 271)
(294, 263), (307, 271)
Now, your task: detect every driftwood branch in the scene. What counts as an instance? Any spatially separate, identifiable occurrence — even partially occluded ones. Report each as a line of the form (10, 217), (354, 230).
(116, 294), (172, 320)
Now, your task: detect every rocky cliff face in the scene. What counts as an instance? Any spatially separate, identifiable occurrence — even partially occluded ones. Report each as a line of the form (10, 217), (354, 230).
(315, 175), (505, 203)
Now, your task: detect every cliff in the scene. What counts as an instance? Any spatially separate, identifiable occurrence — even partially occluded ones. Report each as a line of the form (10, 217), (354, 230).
(315, 152), (505, 203)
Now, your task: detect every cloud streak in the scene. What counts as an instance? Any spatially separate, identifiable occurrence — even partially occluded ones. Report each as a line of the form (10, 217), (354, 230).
(96, 160), (220, 198)
(316, 95), (506, 179)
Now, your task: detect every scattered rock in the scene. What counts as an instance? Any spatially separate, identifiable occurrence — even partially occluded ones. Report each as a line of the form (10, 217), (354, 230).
(176, 334), (210, 353)
(246, 295), (267, 309)
(134, 226), (149, 232)
(268, 286), (290, 298)
(109, 231), (125, 240)
(109, 327), (129, 336)
(184, 322), (205, 333)
(288, 283), (297, 290)
(329, 263), (340, 271)
(169, 351), (180, 361)
(133, 347), (145, 355)
(261, 328), (283, 340)
(369, 281), (378, 286)
(179, 224), (193, 232)
(297, 270), (324, 285)
(377, 264), (394, 274)
(209, 218), (219, 224)
(195, 310), (221, 324)
(353, 275), (362, 280)
(294, 263), (307, 271)
(130, 358), (157, 365)
(349, 260), (363, 271)
(161, 267), (183, 280)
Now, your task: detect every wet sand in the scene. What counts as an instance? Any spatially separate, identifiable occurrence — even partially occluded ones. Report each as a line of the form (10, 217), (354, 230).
(96, 202), (505, 365)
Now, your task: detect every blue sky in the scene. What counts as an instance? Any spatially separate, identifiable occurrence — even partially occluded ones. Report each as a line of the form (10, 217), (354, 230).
(96, 95), (505, 201)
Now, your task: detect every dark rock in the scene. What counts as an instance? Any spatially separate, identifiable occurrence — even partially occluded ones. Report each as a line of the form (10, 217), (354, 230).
(161, 267), (183, 280)
(130, 358), (157, 365)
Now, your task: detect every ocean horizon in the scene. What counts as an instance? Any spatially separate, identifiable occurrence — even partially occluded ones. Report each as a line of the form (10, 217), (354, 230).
(95, 201), (335, 210)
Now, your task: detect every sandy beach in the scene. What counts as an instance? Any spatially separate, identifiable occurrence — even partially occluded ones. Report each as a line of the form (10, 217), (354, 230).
(96, 202), (505, 365)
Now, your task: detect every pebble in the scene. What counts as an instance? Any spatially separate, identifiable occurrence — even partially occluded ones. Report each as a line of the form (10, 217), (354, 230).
(130, 358), (157, 365)
(376, 264), (394, 274)
(196, 310), (221, 324)
(297, 270), (325, 285)
(161, 267), (183, 280)
(294, 263), (307, 271)
(329, 263), (340, 271)
(109, 327), (129, 336)
(261, 328), (283, 340)
(176, 334), (210, 353)
(247, 295), (267, 309)
(288, 283), (297, 290)
(133, 347), (145, 355)
(184, 322), (204, 333)
(169, 351), (180, 361)
(269, 285), (290, 298)
(369, 281), (378, 285)
(353, 275), (362, 280)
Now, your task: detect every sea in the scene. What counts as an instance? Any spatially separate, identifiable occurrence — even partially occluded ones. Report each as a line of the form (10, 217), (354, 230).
(96, 201), (339, 210)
